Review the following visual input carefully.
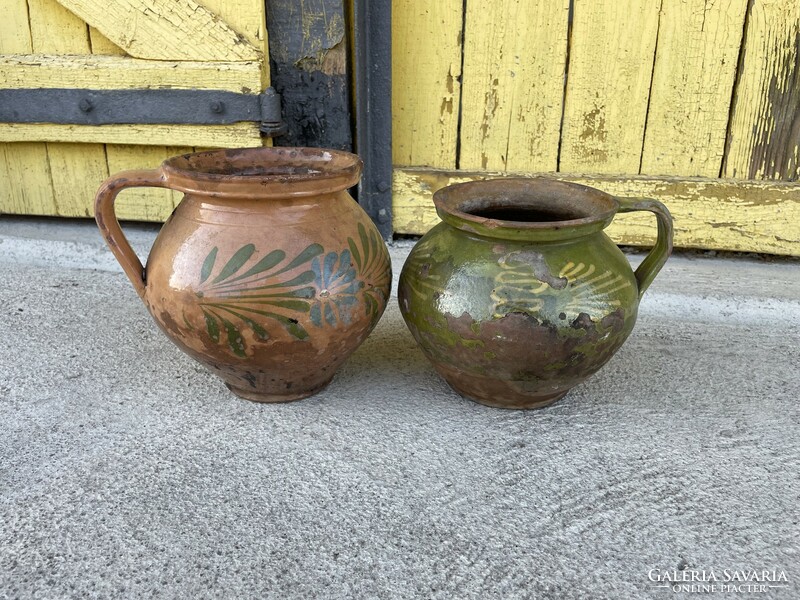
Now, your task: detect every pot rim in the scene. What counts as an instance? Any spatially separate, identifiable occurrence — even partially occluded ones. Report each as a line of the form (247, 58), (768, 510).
(433, 178), (619, 241)
(161, 147), (363, 199)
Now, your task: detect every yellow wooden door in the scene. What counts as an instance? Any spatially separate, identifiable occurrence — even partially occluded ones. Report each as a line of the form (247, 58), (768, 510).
(0, 0), (269, 220)
(392, 0), (800, 256)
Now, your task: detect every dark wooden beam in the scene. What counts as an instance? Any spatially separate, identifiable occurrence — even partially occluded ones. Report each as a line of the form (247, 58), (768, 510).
(266, 0), (352, 150)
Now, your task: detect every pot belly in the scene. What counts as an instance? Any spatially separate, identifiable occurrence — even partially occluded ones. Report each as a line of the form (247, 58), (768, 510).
(398, 226), (638, 408)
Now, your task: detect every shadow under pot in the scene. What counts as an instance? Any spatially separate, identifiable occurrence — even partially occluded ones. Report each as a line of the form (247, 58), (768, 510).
(95, 147), (392, 402)
(398, 178), (673, 409)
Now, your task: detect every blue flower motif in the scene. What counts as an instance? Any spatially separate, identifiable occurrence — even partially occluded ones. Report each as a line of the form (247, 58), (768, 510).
(309, 249), (363, 327)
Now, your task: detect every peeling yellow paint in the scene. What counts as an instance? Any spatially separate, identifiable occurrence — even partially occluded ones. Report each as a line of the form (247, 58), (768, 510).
(724, 0), (800, 180)
(392, 0), (463, 168)
(560, 0), (660, 174)
(641, 0), (747, 177)
(392, 168), (800, 256)
(459, 0), (569, 172)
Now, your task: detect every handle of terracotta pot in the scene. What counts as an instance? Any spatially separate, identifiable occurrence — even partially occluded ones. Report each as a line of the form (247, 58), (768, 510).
(615, 197), (674, 299)
(94, 168), (169, 299)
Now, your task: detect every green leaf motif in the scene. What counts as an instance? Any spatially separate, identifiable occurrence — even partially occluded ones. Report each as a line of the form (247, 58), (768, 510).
(195, 242), (330, 355)
(203, 310), (220, 342)
(347, 221), (391, 327)
(218, 315), (246, 357)
(200, 247), (218, 284)
(226, 249), (286, 284)
(212, 244), (256, 284)
(348, 237), (362, 269)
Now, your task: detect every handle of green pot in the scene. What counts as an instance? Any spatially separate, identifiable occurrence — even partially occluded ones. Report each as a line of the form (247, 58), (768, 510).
(615, 198), (674, 299)
(94, 168), (169, 299)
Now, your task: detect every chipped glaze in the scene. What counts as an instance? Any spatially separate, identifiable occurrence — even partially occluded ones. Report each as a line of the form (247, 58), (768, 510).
(398, 178), (673, 409)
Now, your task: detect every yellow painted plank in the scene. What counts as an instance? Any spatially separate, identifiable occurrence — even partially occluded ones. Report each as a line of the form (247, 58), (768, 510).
(27, 0), (90, 54)
(0, 54), (264, 93)
(559, 0), (661, 174)
(28, 0), (109, 218)
(84, 29), (187, 222)
(53, 0), (260, 61)
(88, 27), (125, 55)
(106, 145), (191, 221)
(0, 143), (57, 215)
(1, 0), (34, 51)
(392, 168), (800, 256)
(0, 123), (263, 147)
(201, 0), (269, 83)
(723, 0), (800, 180)
(641, 0), (748, 177)
(459, 0), (569, 172)
(392, 0), (463, 168)
(0, 0), (57, 215)
(45, 142), (108, 217)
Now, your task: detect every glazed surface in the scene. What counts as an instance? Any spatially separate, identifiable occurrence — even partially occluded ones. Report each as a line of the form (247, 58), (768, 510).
(399, 224), (639, 407)
(145, 190), (391, 400)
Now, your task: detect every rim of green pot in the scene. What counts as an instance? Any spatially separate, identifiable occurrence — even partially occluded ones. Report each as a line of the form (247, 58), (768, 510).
(433, 178), (619, 242)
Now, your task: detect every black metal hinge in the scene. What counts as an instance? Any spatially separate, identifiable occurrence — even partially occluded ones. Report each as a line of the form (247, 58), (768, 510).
(0, 86), (287, 137)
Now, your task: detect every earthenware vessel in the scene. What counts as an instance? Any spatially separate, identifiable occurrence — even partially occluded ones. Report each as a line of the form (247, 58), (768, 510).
(95, 147), (391, 402)
(398, 178), (673, 409)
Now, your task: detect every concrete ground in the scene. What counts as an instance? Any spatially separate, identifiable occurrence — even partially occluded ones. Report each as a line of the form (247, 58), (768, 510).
(1, 216), (799, 599)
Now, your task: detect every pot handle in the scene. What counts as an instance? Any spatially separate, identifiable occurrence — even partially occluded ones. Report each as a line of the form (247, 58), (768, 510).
(94, 168), (170, 299)
(615, 198), (674, 299)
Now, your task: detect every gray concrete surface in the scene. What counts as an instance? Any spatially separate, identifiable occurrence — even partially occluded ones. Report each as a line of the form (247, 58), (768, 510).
(1, 217), (799, 599)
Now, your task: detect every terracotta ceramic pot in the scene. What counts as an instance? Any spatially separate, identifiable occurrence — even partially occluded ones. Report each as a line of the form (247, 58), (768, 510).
(95, 147), (391, 402)
(398, 178), (673, 409)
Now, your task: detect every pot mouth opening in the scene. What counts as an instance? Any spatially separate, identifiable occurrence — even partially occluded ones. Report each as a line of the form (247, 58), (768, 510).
(460, 201), (590, 224)
(161, 147), (362, 198)
(433, 178), (619, 240)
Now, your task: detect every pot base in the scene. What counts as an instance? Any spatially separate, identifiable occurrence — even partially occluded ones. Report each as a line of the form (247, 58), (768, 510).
(225, 378), (333, 403)
(436, 365), (569, 410)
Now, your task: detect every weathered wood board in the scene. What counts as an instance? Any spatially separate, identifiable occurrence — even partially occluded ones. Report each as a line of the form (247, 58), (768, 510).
(559, 0), (661, 174)
(393, 168), (800, 256)
(641, 0), (748, 177)
(723, 0), (800, 180)
(0, 0), (57, 215)
(53, 0), (261, 61)
(266, 0), (351, 149)
(0, 0), (269, 218)
(28, 0), (109, 218)
(458, 0), (569, 172)
(392, 0), (463, 168)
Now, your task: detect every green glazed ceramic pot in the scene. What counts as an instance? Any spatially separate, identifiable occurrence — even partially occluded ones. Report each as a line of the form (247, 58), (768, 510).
(398, 178), (674, 409)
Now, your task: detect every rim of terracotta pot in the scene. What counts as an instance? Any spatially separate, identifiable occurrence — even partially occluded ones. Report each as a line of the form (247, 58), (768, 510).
(160, 147), (363, 199)
(433, 178), (620, 242)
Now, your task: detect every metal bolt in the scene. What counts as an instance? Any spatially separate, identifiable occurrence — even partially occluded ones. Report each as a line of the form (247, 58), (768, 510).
(78, 99), (93, 113)
(377, 208), (390, 223)
(210, 101), (225, 114)
(377, 181), (390, 193)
